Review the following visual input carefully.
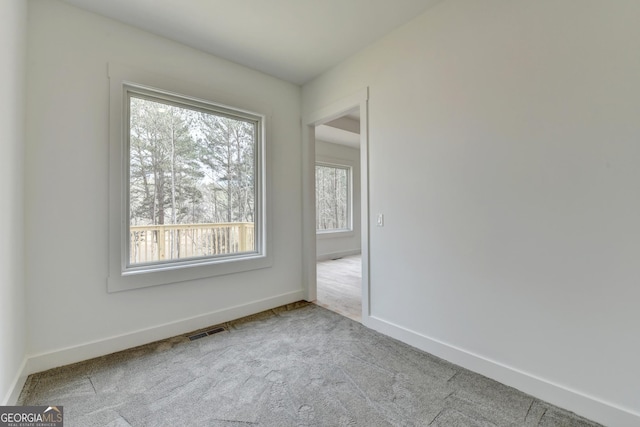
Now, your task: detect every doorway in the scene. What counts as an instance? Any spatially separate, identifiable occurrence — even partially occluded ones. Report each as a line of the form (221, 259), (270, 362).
(314, 109), (362, 321)
(302, 88), (369, 325)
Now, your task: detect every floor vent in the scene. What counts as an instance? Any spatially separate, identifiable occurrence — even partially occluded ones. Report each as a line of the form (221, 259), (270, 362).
(188, 327), (227, 341)
(188, 332), (208, 341)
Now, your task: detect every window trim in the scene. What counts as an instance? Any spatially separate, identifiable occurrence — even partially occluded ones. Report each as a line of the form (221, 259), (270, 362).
(315, 160), (353, 236)
(123, 84), (264, 273)
(108, 63), (271, 292)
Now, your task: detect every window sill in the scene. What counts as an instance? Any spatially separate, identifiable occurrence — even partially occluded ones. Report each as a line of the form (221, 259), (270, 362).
(108, 253), (272, 292)
(316, 230), (355, 239)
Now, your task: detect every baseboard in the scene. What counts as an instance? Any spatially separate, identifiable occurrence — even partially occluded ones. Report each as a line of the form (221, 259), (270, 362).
(25, 290), (305, 376)
(1, 357), (28, 405)
(365, 315), (640, 427)
(316, 249), (361, 262)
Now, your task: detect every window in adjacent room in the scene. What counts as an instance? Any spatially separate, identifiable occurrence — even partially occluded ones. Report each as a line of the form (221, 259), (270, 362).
(315, 163), (351, 233)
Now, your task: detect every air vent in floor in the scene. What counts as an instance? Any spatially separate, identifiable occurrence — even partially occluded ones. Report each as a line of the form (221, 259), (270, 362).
(188, 326), (227, 341)
(188, 332), (208, 341)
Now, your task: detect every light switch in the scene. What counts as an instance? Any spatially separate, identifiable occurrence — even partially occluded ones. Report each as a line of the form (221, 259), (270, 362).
(377, 213), (384, 227)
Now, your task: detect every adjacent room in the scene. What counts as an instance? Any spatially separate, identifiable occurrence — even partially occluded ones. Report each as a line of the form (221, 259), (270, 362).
(314, 110), (363, 322)
(2, 1), (639, 426)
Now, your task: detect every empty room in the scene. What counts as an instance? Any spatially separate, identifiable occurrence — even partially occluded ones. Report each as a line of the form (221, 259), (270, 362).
(1, 0), (639, 426)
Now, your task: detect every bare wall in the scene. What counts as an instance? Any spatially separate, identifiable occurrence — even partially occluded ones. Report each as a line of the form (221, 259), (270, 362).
(25, 0), (302, 367)
(303, 0), (640, 425)
(0, 0), (27, 405)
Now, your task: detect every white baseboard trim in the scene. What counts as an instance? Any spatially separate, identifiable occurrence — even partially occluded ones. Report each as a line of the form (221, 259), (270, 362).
(365, 315), (640, 427)
(316, 249), (361, 262)
(25, 290), (305, 376)
(2, 357), (28, 405)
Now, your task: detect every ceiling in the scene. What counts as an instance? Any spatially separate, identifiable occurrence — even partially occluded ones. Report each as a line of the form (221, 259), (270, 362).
(61, 0), (443, 85)
(316, 113), (360, 149)
(315, 124), (360, 149)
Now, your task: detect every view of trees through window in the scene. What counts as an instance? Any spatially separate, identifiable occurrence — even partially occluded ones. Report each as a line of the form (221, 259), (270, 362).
(128, 94), (257, 265)
(315, 164), (350, 232)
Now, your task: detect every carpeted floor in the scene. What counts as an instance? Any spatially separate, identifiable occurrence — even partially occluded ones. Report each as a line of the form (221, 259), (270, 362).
(19, 302), (601, 426)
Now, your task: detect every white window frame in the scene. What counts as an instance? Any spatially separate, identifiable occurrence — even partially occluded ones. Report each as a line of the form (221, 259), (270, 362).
(315, 160), (353, 237)
(108, 63), (271, 292)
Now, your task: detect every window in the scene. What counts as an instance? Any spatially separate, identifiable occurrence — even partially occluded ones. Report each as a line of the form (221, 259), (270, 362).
(315, 163), (351, 233)
(126, 86), (262, 270)
(108, 64), (269, 292)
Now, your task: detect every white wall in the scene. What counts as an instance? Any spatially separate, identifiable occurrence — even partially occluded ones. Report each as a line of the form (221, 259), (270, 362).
(0, 0), (27, 405)
(25, 0), (302, 370)
(303, 1), (640, 425)
(315, 140), (361, 260)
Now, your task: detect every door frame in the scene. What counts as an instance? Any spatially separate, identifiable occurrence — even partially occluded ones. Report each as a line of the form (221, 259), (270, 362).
(302, 88), (370, 324)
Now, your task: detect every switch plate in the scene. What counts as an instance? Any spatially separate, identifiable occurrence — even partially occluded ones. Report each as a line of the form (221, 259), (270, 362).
(377, 213), (384, 227)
